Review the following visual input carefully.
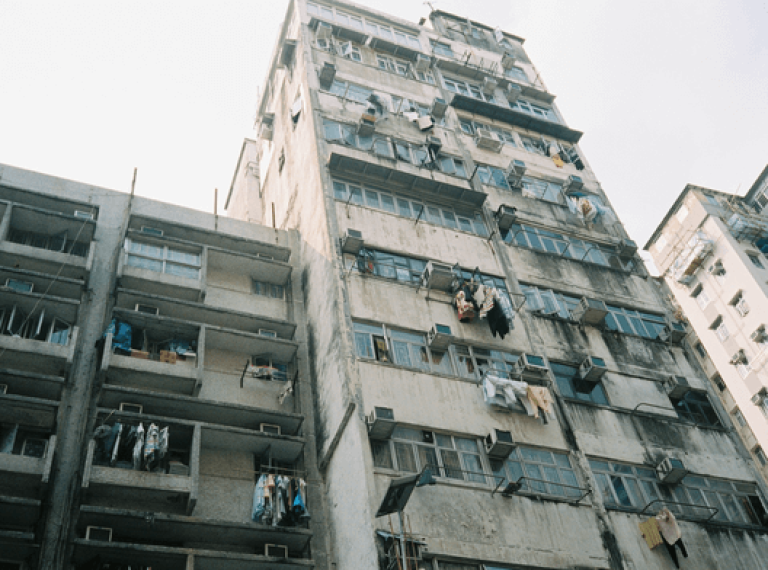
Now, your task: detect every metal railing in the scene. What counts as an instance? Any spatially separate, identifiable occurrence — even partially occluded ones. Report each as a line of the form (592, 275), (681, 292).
(491, 475), (591, 503)
(640, 498), (719, 522)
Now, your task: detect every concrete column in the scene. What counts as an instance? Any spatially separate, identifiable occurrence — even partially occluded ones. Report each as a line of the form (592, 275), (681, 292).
(0, 204), (13, 241)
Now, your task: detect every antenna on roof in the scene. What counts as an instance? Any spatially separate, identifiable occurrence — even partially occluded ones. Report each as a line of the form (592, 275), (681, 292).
(423, 1), (437, 12)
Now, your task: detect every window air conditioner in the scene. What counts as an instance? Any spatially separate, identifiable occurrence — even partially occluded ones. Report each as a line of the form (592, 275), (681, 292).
(85, 526), (113, 542)
(709, 261), (725, 276)
(501, 50), (516, 70)
(260, 123), (274, 142)
(367, 406), (396, 439)
(316, 21), (333, 41)
(119, 403), (143, 414)
(665, 375), (692, 399)
(266, 544), (289, 558)
(505, 83), (522, 104)
(475, 128), (503, 153)
(751, 325), (767, 343)
(579, 356), (608, 382)
(358, 113), (376, 136)
(482, 77), (498, 94)
(430, 97), (448, 119)
(341, 229), (364, 254)
(484, 429), (516, 459)
(5, 278), (34, 293)
(512, 354), (549, 378)
(656, 457), (688, 485)
(570, 297), (608, 326)
(659, 321), (686, 343)
(74, 210), (94, 220)
(616, 239), (638, 258)
(21, 437), (48, 458)
(416, 115), (435, 131)
(427, 324), (453, 350)
(562, 175), (584, 194)
(413, 53), (431, 72)
(319, 62), (337, 89)
(505, 159), (526, 188)
(259, 329), (278, 338)
(421, 261), (455, 292)
(134, 303), (159, 316)
(495, 205), (518, 232)
(426, 135), (442, 155)
(751, 388), (767, 406)
(260, 423), (282, 436)
(0, 384), (7, 395)
(730, 349), (746, 365)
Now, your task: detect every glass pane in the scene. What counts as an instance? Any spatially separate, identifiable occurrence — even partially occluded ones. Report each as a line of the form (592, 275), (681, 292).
(435, 434), (453, 448)
(561, 469), (581, 497)
(166, 263), (200, 279)
(372, 440), (393, 469)
(611, 476), (633, 507)
(333, 181), (347, 199)
(391, 341), (412, 367)
(430, 350), (454, 375)
(542, 465), (562, 495)
(525, 464), (547, 493)
(395, 443), (417, 472)
(365, 190), (379, 208)
(595, 473), (616, 505)
(126, 255), (163, 273)
(418, 446), (439, 472)
(167, 249), (200, 265)
(520, 448), (554, 464)
(380, 194), (396, 213)
(462, 453), (485, 483)
(440, 449), (463, 479)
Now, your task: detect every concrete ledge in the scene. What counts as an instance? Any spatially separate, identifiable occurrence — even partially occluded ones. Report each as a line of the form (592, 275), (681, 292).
(0, 240), (90, 279)
(0, 332), (76, 375)
(109, 352), (198, 395)
(89, 465), (193, 495)
(0, 494), (41, 529)
(121, 263), (202, 302)
(0, 529), (39, 560)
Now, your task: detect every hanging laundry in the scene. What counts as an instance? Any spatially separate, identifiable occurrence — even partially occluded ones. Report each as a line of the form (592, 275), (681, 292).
(104, 319), (132, 354)
(657, 508), (687, 568)
(252, 474), (268, 522)
(552, 155), (565, 168)
(93, 425), (112, 462)
(487, 302), (509, 339)
(110, 424), (123, 467)
(639, 517), (663, 550)
(296, 478), (310, 520)
(144, 424), (160, 471)
(158, 427), (169, 464)
(455, 291), (475, 322)
(474, 283), (487, 309)
(478, 286), (495, 320)
(133, 423), (145, 470)
(483, 374), (529, 410)
(526, 386), (554, 419)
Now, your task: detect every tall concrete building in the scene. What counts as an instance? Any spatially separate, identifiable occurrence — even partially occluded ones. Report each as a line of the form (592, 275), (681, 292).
(226, 1), (768, 569)
(646, 166), (768, 486)
(0, 165), (324, 569)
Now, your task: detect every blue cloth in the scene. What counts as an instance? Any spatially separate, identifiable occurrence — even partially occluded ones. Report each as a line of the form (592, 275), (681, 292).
(252, 475), (267, 522)
(168, 339), (190, 355)
(105, 319), (132, 353)
(293, 486), (310, 520)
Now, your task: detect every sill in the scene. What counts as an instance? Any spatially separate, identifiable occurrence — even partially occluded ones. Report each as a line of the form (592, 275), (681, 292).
(313, 45), (436, 86)
(505, 243), (637, 275)
(603, 505), (768, 532)
(357, 357), (480, 385)
(373, 468), (496, 492)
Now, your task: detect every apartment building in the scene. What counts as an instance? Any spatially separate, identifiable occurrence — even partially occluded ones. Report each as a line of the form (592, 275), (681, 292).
(226, 1), (768, 568)
(0, 165), (324, 570)
(646, 166), (768, 486)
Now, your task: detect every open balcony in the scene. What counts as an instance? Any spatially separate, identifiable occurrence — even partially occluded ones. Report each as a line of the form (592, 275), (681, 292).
(0, 419), (56, 497)
(0, 367), (65, 401)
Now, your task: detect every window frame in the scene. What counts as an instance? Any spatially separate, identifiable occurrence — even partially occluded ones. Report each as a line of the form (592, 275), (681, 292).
(552, 362), (609, 405)
(124, 238), (201, 280)
(491, 446), (581, 499)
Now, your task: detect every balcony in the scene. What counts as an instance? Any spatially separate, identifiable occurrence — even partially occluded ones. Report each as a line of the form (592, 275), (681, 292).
(0, 203), (95, 279)
(0, 429), (56, 496)
(207, 246), (292, 290)
(328, 146), (487, 209)
(449, 94), (583, 143)
(0, 367), (65, 401)
(0, 265), (84, 300)
(0, 494), (41, 531)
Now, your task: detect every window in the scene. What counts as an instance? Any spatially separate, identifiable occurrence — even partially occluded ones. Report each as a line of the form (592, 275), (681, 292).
(676, 205), (689, 222)
(336, 40), (362, 61)
(589, 460), (767, 526)
(755, 447), (767, 467)
(491, 447), (580, 498)
(671, 391), (721, 427)
(442, 75), (497, 104)
(125, 239), (201, 280)
(695, 342), (707, 359)
(512, 98), (558, 122)
(521, 176), (562, 204)
(520, 284), (580, 320)
(655, 234), (668, 252)
(705, 194), (720, 207)
(519, 135), (550, 156)
(712, 373), (726, 392)
(731, 292), (750, 317)
(552, 362), (608, 405)
(748, 253), (765, 269)
(732, 408), (747, 427)
(476, 164), (510, 189)
(8, 229), (89, 258)
(711, 316), (730, 342)
(504, 66), (528, 83)
(377, 54), (408, 75)
(692, 284), (710, 309)
(710, 260), (726, 284)
(373, 427), (486, 483)
(252, 280), (285, 299)
(307, 3), (420, 48)
(430, 40), (454, 57)
(504, 223), (639, 273)
(459, 119), (516, 145)
(328, 79), (373, 104)
(603, 306), (667, 340)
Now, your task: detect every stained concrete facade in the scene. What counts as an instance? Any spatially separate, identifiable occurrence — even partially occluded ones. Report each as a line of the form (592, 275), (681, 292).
(226, 2), (768, 569)
(0, 164), (326, 570)
(646, 166), (768, 487)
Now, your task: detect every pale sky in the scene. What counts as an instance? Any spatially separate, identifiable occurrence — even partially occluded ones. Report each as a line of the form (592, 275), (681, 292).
(1, 0), (767, 250)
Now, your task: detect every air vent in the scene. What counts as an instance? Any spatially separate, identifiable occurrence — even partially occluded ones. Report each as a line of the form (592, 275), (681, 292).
(617, 239), (638, 258)
(316, 21), (333, 41)
(482, 77), (498, 94)
(260, 423), (282, 436)
(475, 128), (503, 152)
(119, 403), (143, 414)
(421, 261), (455, 292)
(659, 321), (686, 343)
(501, 50), (516, 70)
(85, 526), (113, 542)
(134, 304), (159, 316)
(265, 544), (289, 558)
(319, 62), (337, 89)
(505, 159), (526, 188)
(413, 53), (431, 72)
(358, 113), (376, 136)
(512, 354), (548, 378)
(505, 83), (522, 104)
(562, 175), (584, 194)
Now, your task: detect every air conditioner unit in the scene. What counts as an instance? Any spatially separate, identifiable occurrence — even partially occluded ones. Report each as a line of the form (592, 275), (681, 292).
(617, 239), (638, 258)
(265, 544), (289, 558)
(427, 324), (453, 350)
(341, 229), (364, 254)
(751, 388), (767, 406)
(484, 429), (516, 459)
(730, 349), (746, 365)
(5, 278), (33, 293)
(505, 159), (526, 188)
(482, 77), (498, 94)
(260, 423), (282, 436)
(494, 27), (505, 43)
(579, 356), (608, 382)
(656, 457), (688, 485)
(512, 354), (548, 378)
(0, 384), (7, 395)
(430, 97), (448, 119)
(85, 526), (113, 542)
(119, 402), (143, 414)
(659, 321), (686, 343)
(751, 325), (767, 343)
(562, 175), (584, 194)
(505, 83), (522, 104)
(134, 303), (159, 315)
(666, 375), (692, 399)
(426, 135), (442, 155)
(413, 53), (431, 71)
(316, 21), (333, 41)
(319, 62), (337, 89)
(708, 261), (725, 276)
(367, 406), (396, 439)
(259, 329), (278, 338)
(21, 438), (48, 458)
(421, 261), (455, 291)
(259, 123), (274, 141)
(570, 297), (608, 326)
(475, 128), (503, 152)
(416, 115), (435, 131)
(495, 205), (517, 232)
(74, 210), (94, 220)
(141, 226), (163, 237)
(501, 50), (516, 70)
(358, 113), (376, 136)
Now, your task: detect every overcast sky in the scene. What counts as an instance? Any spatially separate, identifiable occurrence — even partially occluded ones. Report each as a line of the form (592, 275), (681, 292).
(1, 0), (767, 250)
